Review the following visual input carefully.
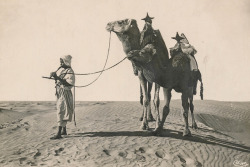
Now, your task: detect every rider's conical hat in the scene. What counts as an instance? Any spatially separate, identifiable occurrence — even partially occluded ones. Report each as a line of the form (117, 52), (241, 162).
(171, 32), (184, 43)
(180, 33), (189, 44)
(141, 13), (154, 23)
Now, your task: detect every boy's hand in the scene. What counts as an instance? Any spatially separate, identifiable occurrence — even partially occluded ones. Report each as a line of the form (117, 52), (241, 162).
(50, 72), (58, 79)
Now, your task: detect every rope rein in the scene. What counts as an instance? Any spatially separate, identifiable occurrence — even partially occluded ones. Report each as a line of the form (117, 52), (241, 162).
(74, 31), (112, 87)
(67, 57), (127, 76)
(43, 31), (127, 87)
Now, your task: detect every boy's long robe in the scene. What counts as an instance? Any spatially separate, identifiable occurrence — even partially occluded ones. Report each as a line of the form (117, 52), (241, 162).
(56, 68), (75, 126)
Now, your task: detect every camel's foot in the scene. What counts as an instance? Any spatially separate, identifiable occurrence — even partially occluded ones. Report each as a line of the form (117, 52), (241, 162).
(147, 115), (155, 122)
(50, 134), (62, 140)
(139, 117), (143, 121)
(183, 128), (191, 137)
(140, 123), (149, 131)
(154, 120), (161, 131)
(153, 126), (163, 136)
(153, 126), (163, 132)
(192, 122), (198, 129)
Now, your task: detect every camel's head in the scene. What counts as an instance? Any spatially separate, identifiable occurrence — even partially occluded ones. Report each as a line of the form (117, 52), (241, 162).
(106, 19), (138, 33)
(106, 19), (140, 54)
(127, 44), (156, 64)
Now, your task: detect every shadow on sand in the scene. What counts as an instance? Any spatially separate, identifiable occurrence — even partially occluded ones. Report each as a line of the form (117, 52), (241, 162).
(68, 129), (250, 153)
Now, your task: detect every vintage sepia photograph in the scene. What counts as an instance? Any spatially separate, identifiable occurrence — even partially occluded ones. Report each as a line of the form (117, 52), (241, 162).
(0, 0), (250, 166)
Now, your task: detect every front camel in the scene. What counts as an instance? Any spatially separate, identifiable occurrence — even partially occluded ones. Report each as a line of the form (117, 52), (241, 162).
(106, 19), (203, 136)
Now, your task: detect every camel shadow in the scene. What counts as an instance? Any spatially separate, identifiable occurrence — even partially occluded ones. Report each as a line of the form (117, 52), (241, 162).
(69, 129), (250, 153)
(165, 121), (232, 138)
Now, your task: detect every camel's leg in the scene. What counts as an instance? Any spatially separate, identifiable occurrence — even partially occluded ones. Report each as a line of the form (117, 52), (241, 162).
(139, 82), (154, 122)
(154, 88), (171, 133)
(188, 88), (197, 129)
(138, 72), (149, 130)
(182, 89), (191, 136)
(153, 84), (161, 130)
(147, 82), (155, 122)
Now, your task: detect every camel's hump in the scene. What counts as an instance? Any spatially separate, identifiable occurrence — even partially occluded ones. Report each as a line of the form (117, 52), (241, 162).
(154, 30), (169, 59)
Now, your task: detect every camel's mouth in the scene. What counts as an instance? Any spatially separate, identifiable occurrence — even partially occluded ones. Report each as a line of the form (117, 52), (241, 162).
(127, 50), (140, 60)
(106, 19), (136, 33)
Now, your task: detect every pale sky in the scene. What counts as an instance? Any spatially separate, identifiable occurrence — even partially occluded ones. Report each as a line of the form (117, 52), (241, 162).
(0, 0), (250, 101)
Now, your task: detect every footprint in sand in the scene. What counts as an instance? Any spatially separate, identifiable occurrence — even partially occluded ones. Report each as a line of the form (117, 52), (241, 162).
(136, 147), (156, 155)
(11, 125), (21, 131)
(138, 147), (146, 153)
(12, 119), (23, 124)
(102, 149), (127, 158)
(195, 161), (202, 167)
(54, 148), (64, 156)
(19, 157), (27, 164)
(33, 150), (41, 159)
(103, 149), (110, 156)
(177, 155), (202, 167)
(26, 160), (36, 166)
(134, 147), (146, 154)
(155, 150), (165, 159)
(135, 154), (146, 162)
(23, 122), (30, 131)
(177, 155), (186, 164)
(118, 151), (127, 158)
(39, 163), (47, 166)
(133, 147), (147, 162)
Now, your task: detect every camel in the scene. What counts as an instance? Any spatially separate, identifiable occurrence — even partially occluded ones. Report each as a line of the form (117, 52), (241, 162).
(106, 19), (203, 136)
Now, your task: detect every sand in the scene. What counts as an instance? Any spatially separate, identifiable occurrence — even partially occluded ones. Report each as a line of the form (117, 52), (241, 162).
(0, 100), (249, 167)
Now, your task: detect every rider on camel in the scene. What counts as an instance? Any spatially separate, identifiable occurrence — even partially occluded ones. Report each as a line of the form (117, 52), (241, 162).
(170, 32), (201, 95)
(132, 13), (157, 76)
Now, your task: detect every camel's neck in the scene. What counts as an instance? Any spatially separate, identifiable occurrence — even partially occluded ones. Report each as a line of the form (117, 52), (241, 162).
(115, 30), (140, 54)
(114, 27), (172, 87)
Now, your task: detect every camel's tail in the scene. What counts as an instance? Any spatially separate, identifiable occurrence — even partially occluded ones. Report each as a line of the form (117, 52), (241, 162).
(199, 72), (204, 100)
(200, 80), (203, 100)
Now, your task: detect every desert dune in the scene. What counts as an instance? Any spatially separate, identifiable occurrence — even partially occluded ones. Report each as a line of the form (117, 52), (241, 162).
(0, 100), (249, 167)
